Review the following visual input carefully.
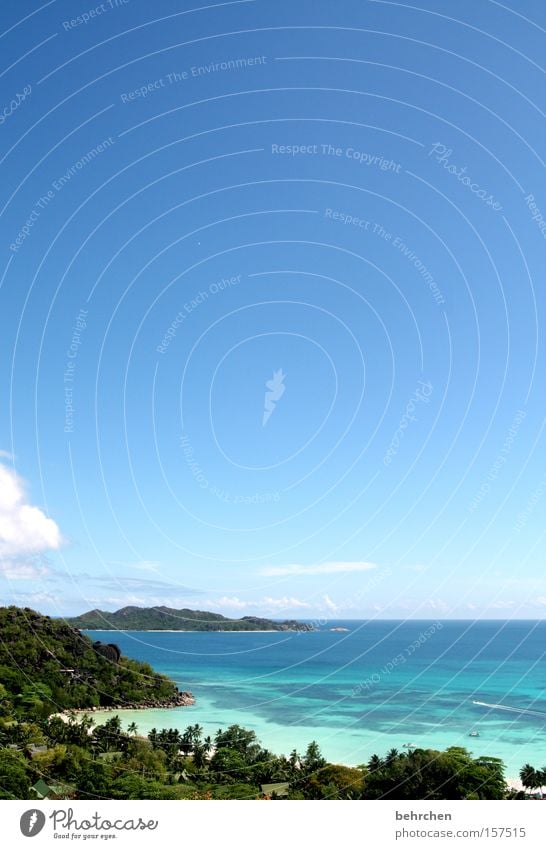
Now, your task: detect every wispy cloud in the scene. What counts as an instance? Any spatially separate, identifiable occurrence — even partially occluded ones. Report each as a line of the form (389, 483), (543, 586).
(83, 575), (202, 593)
(261, 561), (377, 577)
(107, 560), (162, 573)
(210, 595), (311, 612)
(7, 590), (59, 606)
(322, 594), (342, 613)
(0, 560), (50, 580)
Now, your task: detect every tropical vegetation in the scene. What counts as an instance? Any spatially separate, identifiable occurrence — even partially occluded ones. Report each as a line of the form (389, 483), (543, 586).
(0, 606), (543, 800)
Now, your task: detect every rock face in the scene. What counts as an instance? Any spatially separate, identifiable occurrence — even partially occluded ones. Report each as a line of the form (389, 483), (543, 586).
(74, 690), (196, 713)
(93, 641), (122, 662)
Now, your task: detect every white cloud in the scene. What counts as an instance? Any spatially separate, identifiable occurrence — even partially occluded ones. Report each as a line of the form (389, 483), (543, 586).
(131, 560), (161, 572)
(261, 561), (377, 577)
(212, 595), (311, 612)
(322, 594), (340, 613)
(10, 591), (59, 605)
(0, 561), (50, 580)
(423, 598), (450, 613)
(106, 560), (161, 573)
(0, 463), (62, 574)
(263, 596), (310, 610)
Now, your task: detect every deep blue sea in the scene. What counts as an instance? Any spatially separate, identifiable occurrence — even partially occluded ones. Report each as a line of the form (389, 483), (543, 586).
(88, 620), (546, 776)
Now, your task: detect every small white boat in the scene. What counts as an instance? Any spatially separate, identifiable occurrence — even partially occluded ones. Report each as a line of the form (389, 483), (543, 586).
(402, 742), (416, 748)
(468, 730), (480, 737)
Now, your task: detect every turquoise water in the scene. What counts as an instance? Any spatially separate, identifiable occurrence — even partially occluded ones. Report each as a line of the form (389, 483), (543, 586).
(88, 621), (546, 776)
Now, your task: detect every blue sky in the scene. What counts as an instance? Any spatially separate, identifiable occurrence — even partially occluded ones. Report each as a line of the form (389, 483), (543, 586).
(0, 0), (544, 619)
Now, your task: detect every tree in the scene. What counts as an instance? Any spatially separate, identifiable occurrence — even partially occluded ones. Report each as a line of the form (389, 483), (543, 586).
(302, 741), (326, 772)
(128, 722), (138, 737)
(93, 716), (124, 753)
(214, 725), (262, 764)
(368, 753), (384, 772)
(209, 748), (251, 783)
(520, 764), (541, 795)
(362, 746), (507, 801)
(386, 748), (399, 764)
(0, 750), (30, 799)
(303, 763), (365, 799)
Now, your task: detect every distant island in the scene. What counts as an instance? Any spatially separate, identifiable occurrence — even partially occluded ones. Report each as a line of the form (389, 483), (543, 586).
(65, 605), (315, 632)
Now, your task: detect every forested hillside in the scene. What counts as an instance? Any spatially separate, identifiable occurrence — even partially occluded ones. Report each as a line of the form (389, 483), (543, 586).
(0, 606), (179, 716)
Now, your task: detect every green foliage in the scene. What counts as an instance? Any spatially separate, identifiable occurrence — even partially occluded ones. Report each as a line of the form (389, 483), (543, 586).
(519, 763), (546, 793)
(0, 606), (533, 802)
(0, 606), (177, 717)
(0, 749), (30, 799)
(303, 763), (365, 799)
(363, 746), (507, 800)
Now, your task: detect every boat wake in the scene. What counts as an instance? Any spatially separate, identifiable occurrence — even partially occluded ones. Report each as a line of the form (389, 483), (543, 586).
(472, 700), (546, 718)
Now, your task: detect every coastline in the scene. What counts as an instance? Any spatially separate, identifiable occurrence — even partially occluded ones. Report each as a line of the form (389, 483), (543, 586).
(59, 691), (195, 717)
(83, 624), (545, 780)
(83, 628), (311, 633)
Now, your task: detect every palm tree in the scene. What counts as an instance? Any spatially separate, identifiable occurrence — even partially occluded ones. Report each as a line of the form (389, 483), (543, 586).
(128, 721), (138, 736)
(368, 753), (383, 773)
(385, 748), (399, 764)
(520, 764), (540, 795)
(193, 742), (209, 768)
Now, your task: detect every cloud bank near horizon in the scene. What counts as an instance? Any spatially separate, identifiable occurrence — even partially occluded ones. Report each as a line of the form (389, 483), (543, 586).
(260, 561), (378, 577)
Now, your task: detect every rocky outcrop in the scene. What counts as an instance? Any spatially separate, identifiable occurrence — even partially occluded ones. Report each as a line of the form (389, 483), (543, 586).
(69, 690), (195, 714)
(93, 641), (122, 662)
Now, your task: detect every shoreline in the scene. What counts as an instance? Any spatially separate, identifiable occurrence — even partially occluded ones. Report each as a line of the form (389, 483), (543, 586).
(60, 691), (195, 716)
(83, 628), (312, 633)
(80, 708), (535, 794)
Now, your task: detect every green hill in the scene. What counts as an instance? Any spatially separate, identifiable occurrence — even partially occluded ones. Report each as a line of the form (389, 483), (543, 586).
(65, 605), (314, 632)
(0, 606), (181, 716)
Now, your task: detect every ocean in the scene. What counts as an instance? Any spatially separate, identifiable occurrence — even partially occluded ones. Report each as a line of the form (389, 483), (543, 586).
(88, 620), (546, 776)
